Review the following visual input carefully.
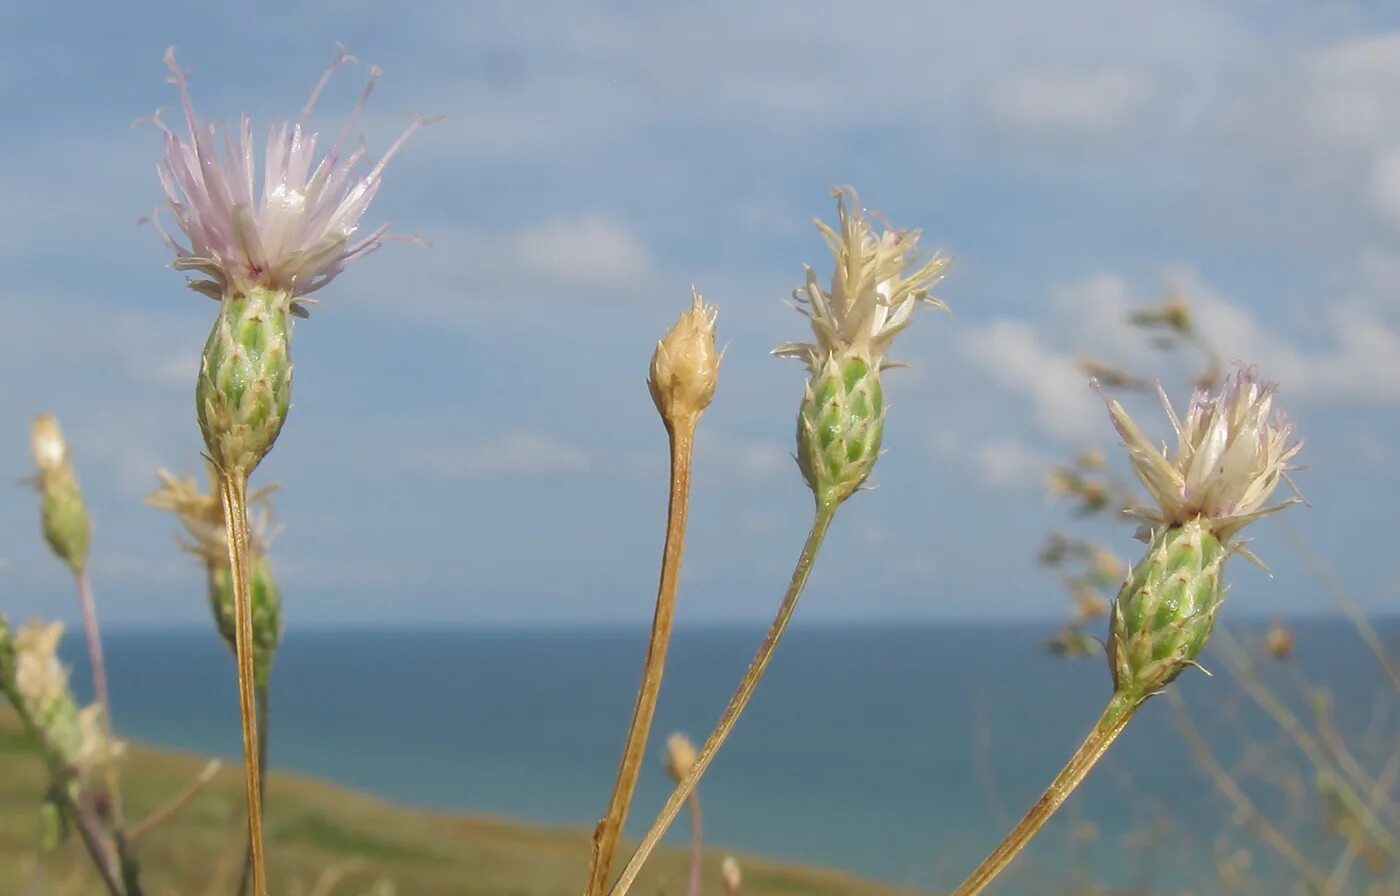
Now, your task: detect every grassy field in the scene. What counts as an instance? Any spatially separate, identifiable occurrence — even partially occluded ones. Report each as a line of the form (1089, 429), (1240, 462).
(0, 708), (905, 896)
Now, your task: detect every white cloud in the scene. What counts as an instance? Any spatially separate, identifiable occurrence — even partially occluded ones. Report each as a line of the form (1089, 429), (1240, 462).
(505, 216), (657, 294)
(414, 431), (591, 481)
(982, 67), (1155, 137)
(960, 318), (1100, 442)
(1173, 268), (1400, 405)
(975, 438), (1048, 489)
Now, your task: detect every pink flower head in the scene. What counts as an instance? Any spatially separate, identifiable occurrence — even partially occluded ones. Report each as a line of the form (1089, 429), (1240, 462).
(149, 46), (426, 308)
(1105, 365), (1303, 543)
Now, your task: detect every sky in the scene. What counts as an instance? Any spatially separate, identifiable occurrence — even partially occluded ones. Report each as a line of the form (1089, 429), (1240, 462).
(1, 1), (1399, 628)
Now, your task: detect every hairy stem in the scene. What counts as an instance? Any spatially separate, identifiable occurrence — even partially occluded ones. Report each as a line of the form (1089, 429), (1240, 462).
(585, 421), (698, 895)
(609, 503), (838, 896)
(218, 471), (268, 896)
(951, 692), (1142, 896)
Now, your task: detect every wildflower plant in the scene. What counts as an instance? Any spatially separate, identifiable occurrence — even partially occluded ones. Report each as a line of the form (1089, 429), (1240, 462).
(951, 366), (1304, 896)
(608, 188), (949, 895)
(148, 45), (424, 896)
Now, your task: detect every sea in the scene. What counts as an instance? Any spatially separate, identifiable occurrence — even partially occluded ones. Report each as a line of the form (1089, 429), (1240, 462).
(61, 620), (1400, 893)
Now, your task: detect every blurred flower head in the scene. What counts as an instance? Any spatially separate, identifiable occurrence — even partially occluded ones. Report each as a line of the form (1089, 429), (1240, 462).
(773, 187), (948, 370)
(146, 465), (278, 567)
(13, 620), (68, 709)
(662, 732), (697, 783)
(149, 46), (427, 305)
(29, 415), (69, 479)
(721, 856), (743, 895)
(1104, 365), (1302, 542)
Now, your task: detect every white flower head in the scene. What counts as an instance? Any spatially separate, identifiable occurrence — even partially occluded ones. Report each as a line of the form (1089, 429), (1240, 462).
(148, 46), (428, 308)
(1105, 365), (1303, 542)
(774, 187), (949, 370)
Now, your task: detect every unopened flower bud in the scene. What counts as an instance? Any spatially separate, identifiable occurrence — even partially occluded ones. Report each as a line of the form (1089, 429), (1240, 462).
(29, 415), (91, 574)
(209, 555), (283, 686)
(648, 289), (720, 426)
(1108, 519), (1225, 698)
(197, 287), (294, 477)
(662, 731), (697, 784)
(796, 354), (884, 506)
(721, 856), (743, 896)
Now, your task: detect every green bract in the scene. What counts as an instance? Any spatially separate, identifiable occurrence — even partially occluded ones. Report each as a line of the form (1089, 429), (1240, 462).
(1108, 519), (1225, 699)
(196, 287), (294, 477)
(796, 354), (885, 507)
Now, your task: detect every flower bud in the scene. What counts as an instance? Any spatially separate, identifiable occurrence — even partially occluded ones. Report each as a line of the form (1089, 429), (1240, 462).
(30, 415), (91, 574)
(648, 289), (720, 426)
(721, 856), (743, 896)
(662, 731), (697, 784)
(1108, 519), (1225, 698)
(209, 555), (283, 686)
(796, 354), (884, 506)
(196, 286), (294, 477)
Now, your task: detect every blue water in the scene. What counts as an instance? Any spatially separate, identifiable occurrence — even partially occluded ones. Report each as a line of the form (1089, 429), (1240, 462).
(66, 621), (1400, 892)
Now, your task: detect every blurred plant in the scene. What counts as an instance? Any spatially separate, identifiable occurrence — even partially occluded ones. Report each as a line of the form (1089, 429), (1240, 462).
(609, 186), (950, 895)
(720, 856), (742, 896)
(659, 732), (704, 896)
(146, 44), (426, 896)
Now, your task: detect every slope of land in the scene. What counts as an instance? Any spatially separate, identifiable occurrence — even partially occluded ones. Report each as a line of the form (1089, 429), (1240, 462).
(0, 709), (906, 895)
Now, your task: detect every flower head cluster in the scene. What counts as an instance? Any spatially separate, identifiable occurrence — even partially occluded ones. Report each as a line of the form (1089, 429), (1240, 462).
(1105, 366), (1302, 542)
(146, 465), (278, 567)
(150, 46), (426, 306)
(773, 187), (948, 370)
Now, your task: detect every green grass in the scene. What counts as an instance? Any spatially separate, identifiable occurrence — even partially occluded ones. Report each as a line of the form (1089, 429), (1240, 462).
(0, 708), (908, 895)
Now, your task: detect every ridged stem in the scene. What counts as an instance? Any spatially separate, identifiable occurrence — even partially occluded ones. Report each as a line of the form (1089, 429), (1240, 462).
(237, 682), (271, 896)
(609, 502), (838, 896)
(950, 692), (1142, 896)
(585, 419), (697, 896)
(218, 471), (268, 896)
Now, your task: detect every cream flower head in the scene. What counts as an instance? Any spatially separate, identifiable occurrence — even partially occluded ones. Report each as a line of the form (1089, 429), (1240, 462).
(774, 187), (948, 370)
(149, 46), (427, 306)
(13, 620), (69, 710)
(1105, 365), (1302, 543)
(662, 732), (698, 783)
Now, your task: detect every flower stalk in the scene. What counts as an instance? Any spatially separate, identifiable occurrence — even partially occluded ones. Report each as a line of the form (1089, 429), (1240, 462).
(585, 294), (718, 896)
(608, 502), (837, 896)
(950, 693), (1142, 896)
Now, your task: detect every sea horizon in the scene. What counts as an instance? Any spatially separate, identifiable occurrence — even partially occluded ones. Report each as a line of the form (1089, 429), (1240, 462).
(54, 619), (1400, 892)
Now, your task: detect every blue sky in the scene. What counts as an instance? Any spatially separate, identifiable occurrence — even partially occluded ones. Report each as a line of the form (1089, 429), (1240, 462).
(2, 1), (1398, 628)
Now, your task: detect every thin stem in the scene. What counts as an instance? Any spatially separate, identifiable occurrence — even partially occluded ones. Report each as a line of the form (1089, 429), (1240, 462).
(128, 759), (222, 842)
(238, 682), (271, 896)
(585, 420), (697, 896)
(1213, 627), (1400, 856)
(685, 794), (703, 896)
(1322, 742), (1400, 896)
(218, 471), (268, 896)
(1279, 518), (1400, 697)
(68, 792), (126, 896)
(1166, 691), (1328, 891)
(74, 570), (125, 831)
(609, 503), (838, 896)
(950, 692), (1142, 896)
